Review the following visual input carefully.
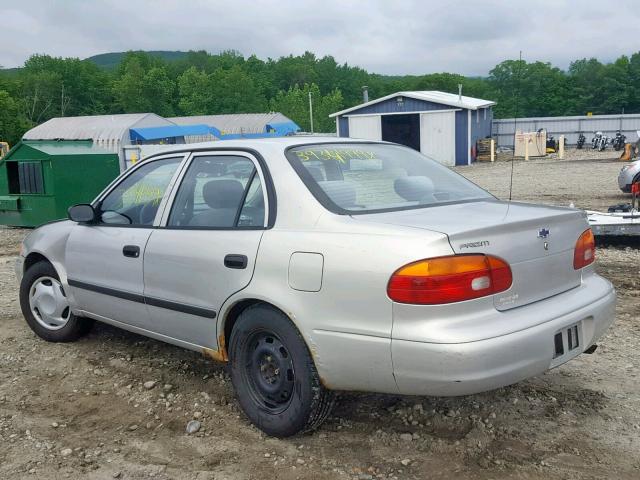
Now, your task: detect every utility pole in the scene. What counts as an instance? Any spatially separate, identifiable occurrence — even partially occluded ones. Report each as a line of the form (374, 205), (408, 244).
(308, 91), (314, 134)
(61, 83), (65, 116)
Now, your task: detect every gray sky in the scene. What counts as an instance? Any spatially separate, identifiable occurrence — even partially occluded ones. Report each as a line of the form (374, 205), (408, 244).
(2, 0), (640, 75)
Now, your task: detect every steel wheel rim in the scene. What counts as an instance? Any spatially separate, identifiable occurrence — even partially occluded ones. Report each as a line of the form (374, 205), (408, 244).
(29, 276), (70, 331)
(243, 330), (295, 414)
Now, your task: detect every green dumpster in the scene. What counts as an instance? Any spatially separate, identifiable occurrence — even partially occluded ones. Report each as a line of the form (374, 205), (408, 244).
(0, 140), (120, 227)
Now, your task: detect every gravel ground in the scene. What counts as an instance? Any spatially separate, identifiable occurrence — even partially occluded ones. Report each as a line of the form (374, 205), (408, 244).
(1, 149), (639, 479)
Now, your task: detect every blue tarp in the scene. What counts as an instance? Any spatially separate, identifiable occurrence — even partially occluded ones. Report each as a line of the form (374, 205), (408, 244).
(265, 121), (300, 136)
(130, 120), (300, 142)
(129, 124), (211, 141)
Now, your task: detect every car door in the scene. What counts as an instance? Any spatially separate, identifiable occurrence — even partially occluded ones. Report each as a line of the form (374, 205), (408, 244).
(142, 152), (270, 348)
(65, 155), (186, 329)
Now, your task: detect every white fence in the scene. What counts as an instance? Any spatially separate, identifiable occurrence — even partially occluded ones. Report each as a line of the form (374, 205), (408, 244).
(492, 113), (640, 147)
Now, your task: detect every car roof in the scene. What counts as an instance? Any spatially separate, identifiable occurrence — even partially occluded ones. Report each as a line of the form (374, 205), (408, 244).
(143, 136), (382, 159)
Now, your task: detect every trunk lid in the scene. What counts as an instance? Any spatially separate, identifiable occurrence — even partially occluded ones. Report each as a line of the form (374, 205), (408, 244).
(353, 200), (588, 310)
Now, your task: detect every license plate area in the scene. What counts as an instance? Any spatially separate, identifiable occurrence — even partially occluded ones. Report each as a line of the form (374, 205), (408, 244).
(552, 322), (582, 363)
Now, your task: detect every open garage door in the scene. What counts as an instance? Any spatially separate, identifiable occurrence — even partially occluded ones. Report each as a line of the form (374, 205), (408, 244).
(381, 114), (420, 151)
(420, 111), (455, 166)
(348, 115), (381, 140)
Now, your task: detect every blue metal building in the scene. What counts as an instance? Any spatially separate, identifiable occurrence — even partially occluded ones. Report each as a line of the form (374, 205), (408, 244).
(330, 91), (495, 166)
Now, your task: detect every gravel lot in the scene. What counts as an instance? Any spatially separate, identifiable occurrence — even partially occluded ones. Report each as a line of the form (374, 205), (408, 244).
(1, 149), (639, 479)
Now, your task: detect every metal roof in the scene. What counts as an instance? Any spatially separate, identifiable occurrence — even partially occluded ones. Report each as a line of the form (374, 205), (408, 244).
(3, 140), (114, 158)
(169, 113), (298, 135)
(329, 90), (496, 117)
(23, 113), (173, 143)
(142, 136), (382, 155)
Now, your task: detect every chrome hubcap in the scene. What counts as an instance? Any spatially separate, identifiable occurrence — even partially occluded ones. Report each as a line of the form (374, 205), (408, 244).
(29, 276), (70, 330)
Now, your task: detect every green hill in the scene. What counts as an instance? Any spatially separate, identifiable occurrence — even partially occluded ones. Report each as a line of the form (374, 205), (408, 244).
(0, 67), (22, 76)
(87, 50), (189, 69)
(0, 50), (190, 74)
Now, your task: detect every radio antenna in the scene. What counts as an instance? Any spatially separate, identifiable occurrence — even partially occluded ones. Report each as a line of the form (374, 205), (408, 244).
(508, 50), (523, 202)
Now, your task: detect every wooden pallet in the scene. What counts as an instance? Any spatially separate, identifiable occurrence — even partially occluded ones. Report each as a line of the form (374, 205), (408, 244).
(476, 139), (494, 161)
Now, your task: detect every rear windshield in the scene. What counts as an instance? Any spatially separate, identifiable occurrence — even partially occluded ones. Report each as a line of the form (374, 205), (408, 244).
(286, 143), (492, 214)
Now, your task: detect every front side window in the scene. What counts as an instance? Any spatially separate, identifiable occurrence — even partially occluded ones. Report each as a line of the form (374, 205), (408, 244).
(98, 157), (182, 226)
(168, 155), (265, 228)
(286, 143), (492, 214)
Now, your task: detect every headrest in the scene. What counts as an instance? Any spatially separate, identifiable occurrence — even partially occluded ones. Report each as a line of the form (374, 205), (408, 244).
(394, 176), (435, 201)
(202, 179), (244, 209)
(306, 166), (326, 182)
(318, 180), (357, 208)
(199, 161), (227, 177)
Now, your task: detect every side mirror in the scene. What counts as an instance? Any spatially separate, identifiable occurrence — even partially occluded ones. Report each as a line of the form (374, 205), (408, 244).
(68, 204), (96, 223)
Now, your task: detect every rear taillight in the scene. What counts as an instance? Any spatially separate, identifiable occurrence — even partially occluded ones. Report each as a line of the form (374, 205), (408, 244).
(387, 254), (512, 305)
(573, 228), (595, 269)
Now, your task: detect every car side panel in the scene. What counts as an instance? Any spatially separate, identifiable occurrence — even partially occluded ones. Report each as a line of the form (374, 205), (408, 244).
(220, 220), (453, 393)
(143, 229), (264, 348)
(65, 225), (153, 329)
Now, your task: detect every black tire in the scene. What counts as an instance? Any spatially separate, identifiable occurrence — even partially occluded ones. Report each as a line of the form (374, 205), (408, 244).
(228, 304), (335, 437)
(19, 261), (94, 342)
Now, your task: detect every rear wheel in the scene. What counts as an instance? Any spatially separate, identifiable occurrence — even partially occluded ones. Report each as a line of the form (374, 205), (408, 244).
(19, 261), (94, 342)
(229, 304), (335, 437)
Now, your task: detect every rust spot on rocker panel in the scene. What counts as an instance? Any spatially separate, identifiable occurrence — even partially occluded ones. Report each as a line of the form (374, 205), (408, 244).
(307, 339), (332, 390)
(317, 373), (332, 390)
(202, 334), (228, 362)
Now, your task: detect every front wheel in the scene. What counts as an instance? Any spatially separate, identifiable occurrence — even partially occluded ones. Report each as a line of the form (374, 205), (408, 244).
(19, 261), (94, 342)
(229, 304), (335, 437)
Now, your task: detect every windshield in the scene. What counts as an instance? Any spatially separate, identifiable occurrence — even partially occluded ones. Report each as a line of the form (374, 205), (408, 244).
(286, 143), (493, 214)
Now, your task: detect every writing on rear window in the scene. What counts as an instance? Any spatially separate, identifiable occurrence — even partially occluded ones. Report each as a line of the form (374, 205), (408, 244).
(295, 148), (377, 163)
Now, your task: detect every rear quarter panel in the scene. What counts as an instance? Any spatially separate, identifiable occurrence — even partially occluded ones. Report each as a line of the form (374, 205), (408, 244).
(221, 215), (453, 394)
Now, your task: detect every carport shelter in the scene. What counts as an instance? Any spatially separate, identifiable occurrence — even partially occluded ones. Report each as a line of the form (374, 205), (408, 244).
(0, 140), (119, 227)
(330, 91), (495, 166)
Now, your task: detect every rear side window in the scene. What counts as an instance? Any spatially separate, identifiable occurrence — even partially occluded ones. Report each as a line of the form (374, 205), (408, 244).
(286, 143), (492, 214)
(168, 156), (265, 228)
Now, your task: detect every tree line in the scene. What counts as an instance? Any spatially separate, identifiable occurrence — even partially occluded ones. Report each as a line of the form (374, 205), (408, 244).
(2, 49), (640, 145)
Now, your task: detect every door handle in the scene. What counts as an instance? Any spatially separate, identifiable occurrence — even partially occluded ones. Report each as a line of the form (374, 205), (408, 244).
(122, 245), (140, 258)
(224, 254), (248, 269)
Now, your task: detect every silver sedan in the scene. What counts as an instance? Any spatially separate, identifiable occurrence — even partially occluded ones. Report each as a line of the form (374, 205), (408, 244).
(16, 138), (616, 437)
(618, 158), (640, 192)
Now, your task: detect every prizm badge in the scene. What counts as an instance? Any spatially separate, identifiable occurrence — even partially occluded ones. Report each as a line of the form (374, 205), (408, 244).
(459, 240), (490, 249)
(538, 228), (550, 238)
(497, 293), (519, 306)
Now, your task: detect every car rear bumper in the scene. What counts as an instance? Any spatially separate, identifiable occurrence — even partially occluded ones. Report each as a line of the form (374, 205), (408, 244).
(392, 274), (616, 396)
